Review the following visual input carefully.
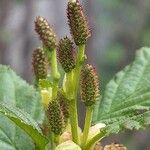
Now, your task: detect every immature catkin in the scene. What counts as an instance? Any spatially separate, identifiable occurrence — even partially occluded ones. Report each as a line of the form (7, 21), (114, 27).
(58, 37), (75, 73)
(57, 92), (69, 124)
(67, 1), (91, 45)
(80, 64), (100, 106)
(104, 143), (127, 150)
(32, 48), (48, 80)
(35, 16), (57, 50)
(47, 100), (65, 135)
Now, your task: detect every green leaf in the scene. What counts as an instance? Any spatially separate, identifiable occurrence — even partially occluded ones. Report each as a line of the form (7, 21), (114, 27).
(0, 102), (48, 149)
(0, 65), (46, 150)
(93, 47), (150, 135)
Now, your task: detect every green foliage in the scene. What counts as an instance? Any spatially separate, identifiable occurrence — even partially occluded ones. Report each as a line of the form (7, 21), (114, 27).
(0, 65), (46, 150)
(0, 102), (48, 149)
(93, 47), (150, 135)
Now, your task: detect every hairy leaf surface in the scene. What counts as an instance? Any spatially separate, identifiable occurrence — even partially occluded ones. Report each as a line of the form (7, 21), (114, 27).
(0, 65), (45, 150)
(93, 47), (150, 135)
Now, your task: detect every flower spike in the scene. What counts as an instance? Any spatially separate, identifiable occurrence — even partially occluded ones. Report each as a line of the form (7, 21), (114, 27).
(32, 48), (48, 80)
(67, 1), (91, 45)
(58, 37), (75, 73)
(47, 100), (65, 135)
(80, 64), (100, 106)
(35, 16), (57, 50)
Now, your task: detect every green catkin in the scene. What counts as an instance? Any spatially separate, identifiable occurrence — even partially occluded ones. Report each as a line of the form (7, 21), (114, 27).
(67, 1), (91, 45)
(35, 16), (57, 50)
(80, 64), (100, 106)
(47, 100), (65, 135)
(58, 37), (75, 73)
(32, 48), (48, 80)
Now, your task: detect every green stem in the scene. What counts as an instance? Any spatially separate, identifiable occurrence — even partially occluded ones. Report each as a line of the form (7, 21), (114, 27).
(65, 45), (86, 145)
(66, 72), (73, 99)
(81, 107), (93, 149)
(50, 133), (56, 150)
(55, 135), (60, 146)
(73, 45), (86, 95)
(51, 50), (60, 99)
(68, 100), (79, 144)
(84, 129), (106, 150)
(66, 71), (79, 144)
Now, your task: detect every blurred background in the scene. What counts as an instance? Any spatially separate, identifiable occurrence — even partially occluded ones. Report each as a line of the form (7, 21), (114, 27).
(0, 0), (150, 149)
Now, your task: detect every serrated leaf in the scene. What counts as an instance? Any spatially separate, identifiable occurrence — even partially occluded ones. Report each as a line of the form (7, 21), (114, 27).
(0, 65), (45, 150)
(93, 47), (150, 135)
(0, 102), (48, 149)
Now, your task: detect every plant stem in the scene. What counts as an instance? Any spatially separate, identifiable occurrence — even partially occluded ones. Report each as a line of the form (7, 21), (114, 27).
(66, 72), (73, 99)
(51, 49), (60, 99)
(50, 133), (56, 150)
(81, 106), (93, 149)
(68, 100), (79, 144)
(65, 45), (86, 145)
(55, 135), (60, 146)
(84, 129), (106, 150)
(66, 71), (79, 144)
(73, 45), (85, 95)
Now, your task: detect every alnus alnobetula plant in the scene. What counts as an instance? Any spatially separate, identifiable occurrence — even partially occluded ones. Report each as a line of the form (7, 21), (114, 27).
(1, 0), (149, 149)
(31, 0), (129, 150)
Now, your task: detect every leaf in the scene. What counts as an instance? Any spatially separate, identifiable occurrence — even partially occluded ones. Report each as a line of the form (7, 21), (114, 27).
(0, 102), (48, 149)
(55, 141), (81, 150)
(93, 47), (150, 135)
(39, 79), (54, 89)
(0, 65), (46, 150)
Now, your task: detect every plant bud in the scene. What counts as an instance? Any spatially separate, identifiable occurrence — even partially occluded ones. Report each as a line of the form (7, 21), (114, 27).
(57, 92), (69, 123)
(58, 37), (75, 72)
(80, 64), (100, 106)
(104, 143), (127, 150)
(47, 100), (65, 135)
(67, 1), (91, 45)
(32, 48), (48, 80)
(35, 16), (57, 50)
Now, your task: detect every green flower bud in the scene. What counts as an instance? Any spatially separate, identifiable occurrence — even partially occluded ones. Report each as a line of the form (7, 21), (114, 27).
(67, 1), (91, 45)
(47, 100), (65, 135)
(58, 37), (75, 73)
(57, 92), (69, 124)
(35, 16), (57, 50)
(32, 48), (48, 80)
(80, 64), (100, 106)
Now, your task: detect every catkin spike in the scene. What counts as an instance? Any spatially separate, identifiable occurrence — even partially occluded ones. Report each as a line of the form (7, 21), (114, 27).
(58, 37), (75, 73)
(35, 16), (57, 50)
(67, 1), (91, 45)
(32, 48), (48, 80)
(80, 64), (100, 106)
(57, 92), (69, 124)
(47, 100), (65, 135)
